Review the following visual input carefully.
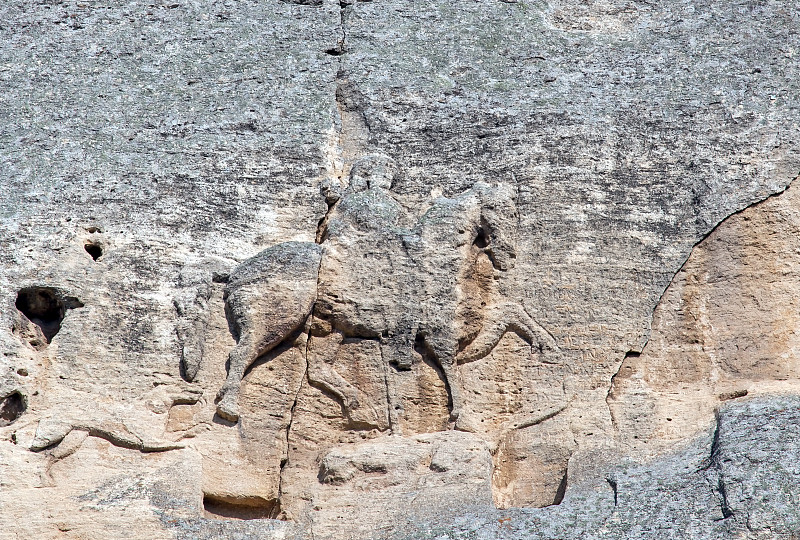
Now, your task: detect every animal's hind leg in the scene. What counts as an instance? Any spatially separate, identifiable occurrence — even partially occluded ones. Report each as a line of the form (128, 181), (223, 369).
(214, 241), (322, 423)
(216, 332), (256, 422)
(439, 359), (464, 423)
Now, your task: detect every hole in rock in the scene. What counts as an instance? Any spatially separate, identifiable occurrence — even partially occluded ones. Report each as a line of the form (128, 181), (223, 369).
(0, 392), (25, 426)
(202, 495), (284, 521)
(211, 272), (230, 284)
(15, 287), (84, 343)
(84, 242), (103, 260)
(473, 229), (489, 249)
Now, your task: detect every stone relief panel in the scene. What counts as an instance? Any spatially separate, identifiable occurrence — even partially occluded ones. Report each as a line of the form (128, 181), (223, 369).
(216, 156), (557, 421)
(186, 154), (568, 521)
(10, 154), (799, 537)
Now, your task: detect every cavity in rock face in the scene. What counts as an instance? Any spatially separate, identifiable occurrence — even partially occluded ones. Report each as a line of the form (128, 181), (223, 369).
(0, 392), (25, 426)
(202, 494), (283, 521)
(84, 242), (103, 260)
(15, 287), (84, 343)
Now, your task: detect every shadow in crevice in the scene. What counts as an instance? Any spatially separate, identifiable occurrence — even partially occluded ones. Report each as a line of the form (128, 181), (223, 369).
(0, 392), (25, 427)
(202, 494), (285, 521)
(84, 242), (103, 260)
(15, 287), (83, 343)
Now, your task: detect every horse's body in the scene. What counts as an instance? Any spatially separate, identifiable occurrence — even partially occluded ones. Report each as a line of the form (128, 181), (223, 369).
(214, 170), (556, 425)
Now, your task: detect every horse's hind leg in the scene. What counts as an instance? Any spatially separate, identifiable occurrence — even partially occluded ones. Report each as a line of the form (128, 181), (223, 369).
(216, 331), (258, 422)
(215, 241), (322, 423)
(216, 287), (313, 422)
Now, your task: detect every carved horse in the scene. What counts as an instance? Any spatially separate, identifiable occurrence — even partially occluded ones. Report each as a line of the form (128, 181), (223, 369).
(214, 160), (556, 424)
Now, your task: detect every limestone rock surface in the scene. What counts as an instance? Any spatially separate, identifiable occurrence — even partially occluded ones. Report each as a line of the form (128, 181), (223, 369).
(0, 0), (799, 538)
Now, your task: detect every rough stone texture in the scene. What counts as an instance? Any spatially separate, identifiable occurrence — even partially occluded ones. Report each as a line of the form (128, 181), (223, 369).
(382, 397), (800, 540)
(609, 177), (800, 454)
(0, 0), (799, 538)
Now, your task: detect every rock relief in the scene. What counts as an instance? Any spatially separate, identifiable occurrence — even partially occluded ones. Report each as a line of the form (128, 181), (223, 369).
(212, 155), (559, 432)
(8, 156), (568, 528)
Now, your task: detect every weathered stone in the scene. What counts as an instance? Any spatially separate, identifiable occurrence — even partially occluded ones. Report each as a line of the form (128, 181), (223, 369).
(0, 0), (799, 538)
(609, 177), (800, 454)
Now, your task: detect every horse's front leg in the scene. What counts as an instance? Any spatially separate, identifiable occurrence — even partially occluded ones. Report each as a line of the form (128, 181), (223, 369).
(307, 330), (386, 430)
(426, 330), (468, 427)
(506, 302), (558, 352)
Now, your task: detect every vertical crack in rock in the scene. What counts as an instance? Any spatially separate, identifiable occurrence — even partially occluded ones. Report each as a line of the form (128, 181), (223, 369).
(716, 475), (734, 520)
(606, 476), (618, 506)
(605, 371), (621, 432)
(706, 411), (722, 468)
(552, 470), (568, 505)
(319, 1), (367, 243)
(276, 354), (306, 518)
(379, 344), (397, 434)
(606, 349), (641, 431)
(325, 0), (348, 56)
(701, 410), (734, 520)
(329, 2), (370, 180)
(514, 175), (523, 233)
(315, 195), (338, 244)
(276, 256), (324, 516)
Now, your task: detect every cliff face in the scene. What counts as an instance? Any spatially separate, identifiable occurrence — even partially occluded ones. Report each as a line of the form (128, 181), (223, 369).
(1, 1), (799, 538)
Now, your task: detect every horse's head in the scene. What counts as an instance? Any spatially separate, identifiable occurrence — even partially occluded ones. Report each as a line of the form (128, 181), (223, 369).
(474, 182), (519, 271)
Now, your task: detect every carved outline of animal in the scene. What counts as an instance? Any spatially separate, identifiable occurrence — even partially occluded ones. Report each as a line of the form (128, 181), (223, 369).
(215, 174), (557, 425)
